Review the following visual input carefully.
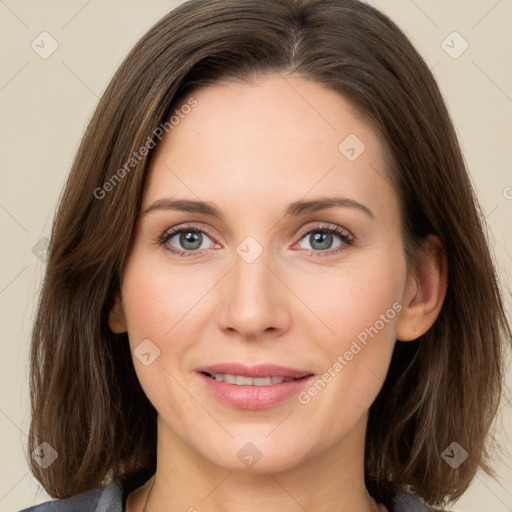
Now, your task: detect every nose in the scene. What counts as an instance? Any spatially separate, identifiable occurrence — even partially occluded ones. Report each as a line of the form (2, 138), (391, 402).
(217, 246), (291, 340)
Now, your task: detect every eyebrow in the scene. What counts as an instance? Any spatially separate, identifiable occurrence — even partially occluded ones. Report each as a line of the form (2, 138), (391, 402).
(142, 196), (375, 220)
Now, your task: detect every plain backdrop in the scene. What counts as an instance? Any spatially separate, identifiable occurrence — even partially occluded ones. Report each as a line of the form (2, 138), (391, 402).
(1, 1), (511, 511)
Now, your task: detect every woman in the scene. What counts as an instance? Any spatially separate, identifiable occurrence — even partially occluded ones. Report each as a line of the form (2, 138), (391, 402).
(20, 0), (510, 511)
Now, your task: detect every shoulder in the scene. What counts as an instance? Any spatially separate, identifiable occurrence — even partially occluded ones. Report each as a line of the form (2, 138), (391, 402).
(17, 480), (124, 512)
(391, 490), (445, 512)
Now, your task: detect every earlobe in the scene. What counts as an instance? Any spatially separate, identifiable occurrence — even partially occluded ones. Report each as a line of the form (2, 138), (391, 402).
(396, 235), (448, 342)
(108, 291), (127, 334)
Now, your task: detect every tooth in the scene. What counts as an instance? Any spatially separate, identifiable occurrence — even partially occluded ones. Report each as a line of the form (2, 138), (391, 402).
(235, 375), (253, 385)
(253, 377), (273, 386)
(209, 373), (293, 385)
(224, 374), (237, 384)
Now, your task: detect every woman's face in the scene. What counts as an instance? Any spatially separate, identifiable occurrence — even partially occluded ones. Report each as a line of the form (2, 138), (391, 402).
(117, 74), (410, 473)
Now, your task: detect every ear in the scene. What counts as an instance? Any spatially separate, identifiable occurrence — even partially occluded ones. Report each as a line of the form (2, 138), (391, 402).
(396, 234), (448, 341)
(108, 291), (127, 334)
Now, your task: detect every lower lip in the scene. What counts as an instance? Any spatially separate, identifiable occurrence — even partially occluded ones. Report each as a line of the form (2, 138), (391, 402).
(198, 373), (315, 410)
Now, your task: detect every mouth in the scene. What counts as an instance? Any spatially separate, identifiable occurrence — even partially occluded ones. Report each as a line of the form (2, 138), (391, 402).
(195, 364), (315, 410)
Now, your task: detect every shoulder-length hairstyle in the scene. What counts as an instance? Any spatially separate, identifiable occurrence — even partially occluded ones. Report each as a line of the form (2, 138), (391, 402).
(27, 0), (511, 508)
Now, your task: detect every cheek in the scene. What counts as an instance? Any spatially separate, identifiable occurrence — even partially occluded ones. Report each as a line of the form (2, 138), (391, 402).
(119, 252), (225, 396)
(121, 252), (208, 344)
(119, 258), (200, 419)
(293, 248), (405, 349)
(292, 251), (404, 411)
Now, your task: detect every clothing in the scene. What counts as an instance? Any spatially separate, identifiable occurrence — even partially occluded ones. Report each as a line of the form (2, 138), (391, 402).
(18, 479), (444, 512)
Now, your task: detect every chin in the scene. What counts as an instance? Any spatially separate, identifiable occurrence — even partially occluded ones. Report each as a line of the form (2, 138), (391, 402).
(198, 438), (311, 474)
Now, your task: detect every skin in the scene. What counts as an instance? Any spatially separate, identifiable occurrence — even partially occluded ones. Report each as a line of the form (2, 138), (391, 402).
(110, 74), (447, 512)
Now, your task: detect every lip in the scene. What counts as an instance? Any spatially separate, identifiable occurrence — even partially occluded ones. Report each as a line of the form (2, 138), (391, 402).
(196, 363), (315, 410)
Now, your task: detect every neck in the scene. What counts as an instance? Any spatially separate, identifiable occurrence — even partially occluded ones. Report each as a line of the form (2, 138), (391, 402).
(136, 413), (382, 512)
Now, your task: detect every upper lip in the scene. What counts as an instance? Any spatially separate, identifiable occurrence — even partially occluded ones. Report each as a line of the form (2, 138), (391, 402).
(196, 363), (314, 379)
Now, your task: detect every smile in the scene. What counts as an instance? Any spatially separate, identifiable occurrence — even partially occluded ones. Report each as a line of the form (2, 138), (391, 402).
(197, 370), (314, 410)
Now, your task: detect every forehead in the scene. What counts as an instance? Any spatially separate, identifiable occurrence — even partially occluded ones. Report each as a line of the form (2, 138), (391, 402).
(142, 74), (397, 225)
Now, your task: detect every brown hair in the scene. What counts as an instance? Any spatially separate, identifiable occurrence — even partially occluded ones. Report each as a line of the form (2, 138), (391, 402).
(27, 0), (511, 508)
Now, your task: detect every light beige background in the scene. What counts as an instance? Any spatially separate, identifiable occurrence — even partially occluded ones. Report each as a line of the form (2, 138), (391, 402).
(1, 1), (511, 511)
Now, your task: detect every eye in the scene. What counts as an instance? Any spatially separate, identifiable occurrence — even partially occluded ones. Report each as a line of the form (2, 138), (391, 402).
(157, 222), (354, 258)
(158, 223), (217, 257)
(294, 224), (354, 256)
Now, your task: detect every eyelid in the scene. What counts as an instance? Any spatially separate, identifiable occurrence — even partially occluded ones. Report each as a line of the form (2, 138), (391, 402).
(295, 222), (353, 241)
(157, 222), (218, 248)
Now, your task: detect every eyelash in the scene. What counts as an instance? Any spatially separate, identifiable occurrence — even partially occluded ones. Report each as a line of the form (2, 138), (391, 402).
(157, 222), (354, 258)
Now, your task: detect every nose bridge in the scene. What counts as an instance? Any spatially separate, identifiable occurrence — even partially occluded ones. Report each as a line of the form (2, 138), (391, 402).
(218, 237), (286, 336)
(233, 243), (271, 299)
